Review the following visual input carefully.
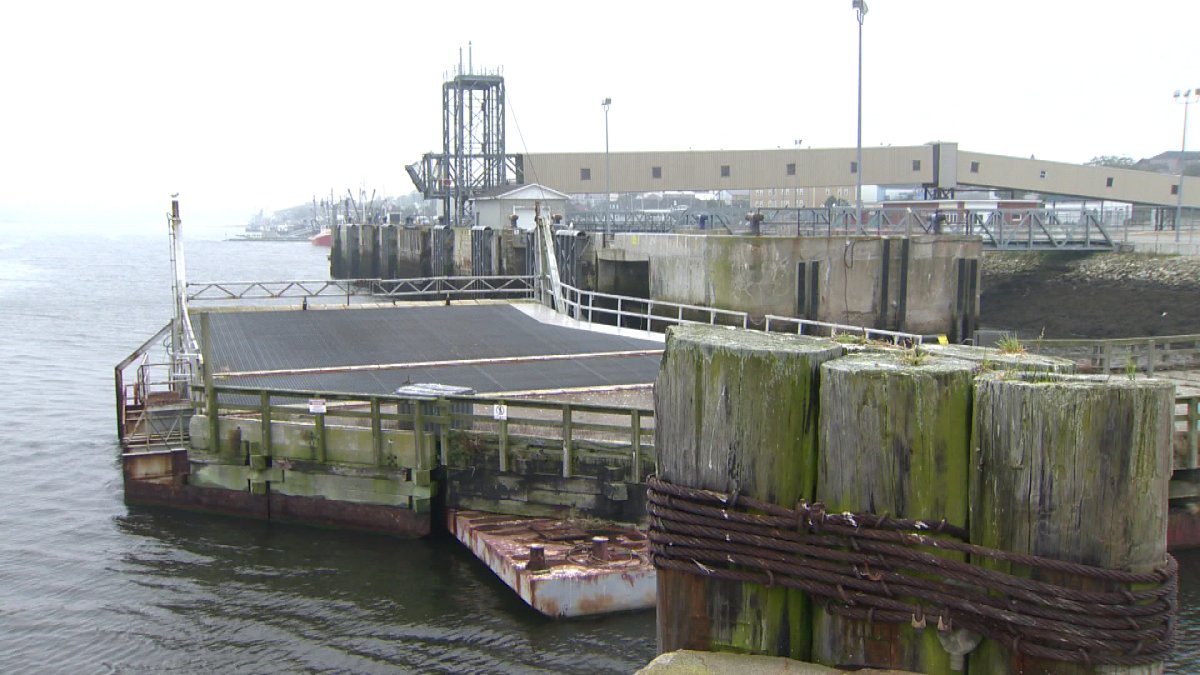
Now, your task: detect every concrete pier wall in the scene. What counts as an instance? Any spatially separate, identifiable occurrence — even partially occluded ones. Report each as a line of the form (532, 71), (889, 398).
(330, 225), (980, 336)
(604, 233), (980, 336)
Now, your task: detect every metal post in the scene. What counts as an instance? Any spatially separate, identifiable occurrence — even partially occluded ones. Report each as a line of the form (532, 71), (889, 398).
(1173, 89), (1197, 243)
(562, 404), (573, 478)
(853, 1), (868, 233)
(603, 97), (612, 237)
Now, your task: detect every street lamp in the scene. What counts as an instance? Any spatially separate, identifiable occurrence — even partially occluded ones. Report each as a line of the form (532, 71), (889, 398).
(852, 0), (867, 231)
(602, 97), (612, 235)
(1174, 88), (1198, 242)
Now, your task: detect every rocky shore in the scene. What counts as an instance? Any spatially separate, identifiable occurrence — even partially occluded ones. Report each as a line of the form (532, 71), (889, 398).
(980, 251), (1200, 339)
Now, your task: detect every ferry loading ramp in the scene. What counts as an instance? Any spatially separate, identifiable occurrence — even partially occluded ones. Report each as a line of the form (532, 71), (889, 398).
(201, 302), (664, 396)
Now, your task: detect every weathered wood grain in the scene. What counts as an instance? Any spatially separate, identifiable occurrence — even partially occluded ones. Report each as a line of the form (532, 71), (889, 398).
(970, 372), (1173, 674)
(654, 324), (842, 659)
(813, 353), (974, 673)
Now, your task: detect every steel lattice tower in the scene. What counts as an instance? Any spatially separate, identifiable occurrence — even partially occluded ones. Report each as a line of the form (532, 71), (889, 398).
(407, 49), (522, 225)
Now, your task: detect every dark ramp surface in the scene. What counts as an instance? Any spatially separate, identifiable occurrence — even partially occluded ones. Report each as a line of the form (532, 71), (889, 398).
(204, 303), (663, 394)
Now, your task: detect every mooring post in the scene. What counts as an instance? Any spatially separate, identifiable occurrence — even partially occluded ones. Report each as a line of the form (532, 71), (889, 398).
(654, 325), (842, 659)
(813, 352), (974, 672)
(970, 372), (1174, 674)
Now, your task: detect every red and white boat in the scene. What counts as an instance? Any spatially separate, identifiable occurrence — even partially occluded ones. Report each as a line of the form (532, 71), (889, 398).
(310, 228), (332, 247)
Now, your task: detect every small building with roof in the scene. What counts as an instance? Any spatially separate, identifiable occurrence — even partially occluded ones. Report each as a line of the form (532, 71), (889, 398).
(471, 183), (570, 231)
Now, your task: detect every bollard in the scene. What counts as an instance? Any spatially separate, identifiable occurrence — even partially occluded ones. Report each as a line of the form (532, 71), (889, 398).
(527, 544), (547, 571)
(591, 536), (610, 562)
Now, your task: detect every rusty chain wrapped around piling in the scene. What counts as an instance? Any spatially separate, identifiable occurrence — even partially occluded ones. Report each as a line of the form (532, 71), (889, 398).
(646, 477), (1177, 667)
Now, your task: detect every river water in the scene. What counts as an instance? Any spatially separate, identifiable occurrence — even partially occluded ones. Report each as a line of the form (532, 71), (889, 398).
(0, 227), (1195, 673)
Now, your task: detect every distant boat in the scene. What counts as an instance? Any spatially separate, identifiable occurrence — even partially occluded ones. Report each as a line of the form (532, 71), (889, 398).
(310, 228), (332, 247)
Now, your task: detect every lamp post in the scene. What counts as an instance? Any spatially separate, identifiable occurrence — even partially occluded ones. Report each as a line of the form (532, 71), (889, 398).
(602, 97), (612, 235)
(852, 0), (867, 232)
(1174, 88), (1198, 243)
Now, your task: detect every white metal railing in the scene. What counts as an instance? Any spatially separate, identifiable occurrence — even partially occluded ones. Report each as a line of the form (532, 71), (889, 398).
(557, 281), (751, 331)
(763, 315), (924, 344)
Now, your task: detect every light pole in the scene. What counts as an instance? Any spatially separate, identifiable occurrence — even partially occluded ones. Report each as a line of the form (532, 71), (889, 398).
(852, 0), (867, 231)
(1174, 88), (1198, 242)
(602, 97), (612, 235)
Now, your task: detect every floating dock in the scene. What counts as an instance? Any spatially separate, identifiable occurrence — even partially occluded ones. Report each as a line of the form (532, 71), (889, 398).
(119, 297), (663, 617)
(447, 510), (655, 617)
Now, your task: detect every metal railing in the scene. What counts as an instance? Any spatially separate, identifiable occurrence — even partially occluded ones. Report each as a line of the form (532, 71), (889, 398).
(763, 315), (925, 345)
(206, 384), (655, 483)
(556, 281), (751, 331)
(1177, 395), (1200, 473)
(1026, 334), (1200, 375)
(187, 275), (536, 305)
(115, 322), (194, 449)
(742, 207), (1116, 251)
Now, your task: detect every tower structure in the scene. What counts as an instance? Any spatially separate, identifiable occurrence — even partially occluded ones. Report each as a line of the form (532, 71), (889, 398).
(407, 47), (523, 225)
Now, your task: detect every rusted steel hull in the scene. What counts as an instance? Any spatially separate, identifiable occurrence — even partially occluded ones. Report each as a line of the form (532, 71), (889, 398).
(1168, 508), (1200, 550)
(447, 509), (655, 618)
(122, 449), (430, 537)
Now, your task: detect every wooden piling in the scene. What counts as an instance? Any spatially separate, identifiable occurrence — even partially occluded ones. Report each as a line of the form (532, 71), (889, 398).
(654, 324), (842, 659)
(812, 352), (974, 673)
(969, 372), (1174, 674)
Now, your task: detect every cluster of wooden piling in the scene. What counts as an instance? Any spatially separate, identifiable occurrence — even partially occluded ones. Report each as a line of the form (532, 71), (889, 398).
(653, 325), (1174, 673)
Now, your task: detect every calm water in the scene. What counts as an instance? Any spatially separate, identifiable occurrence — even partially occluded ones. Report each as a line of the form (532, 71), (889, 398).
(0, 227), (1195, 673)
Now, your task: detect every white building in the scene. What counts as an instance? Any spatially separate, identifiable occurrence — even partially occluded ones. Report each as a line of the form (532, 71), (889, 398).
(470, 184), (570, 231)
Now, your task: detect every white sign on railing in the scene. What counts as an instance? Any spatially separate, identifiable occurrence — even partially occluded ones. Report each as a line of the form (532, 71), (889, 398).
(493, 404), (508, 421)
(308, 399), (327, 414)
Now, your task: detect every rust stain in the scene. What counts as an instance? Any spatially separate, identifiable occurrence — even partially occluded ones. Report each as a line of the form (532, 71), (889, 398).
(447, 509), (655, 617)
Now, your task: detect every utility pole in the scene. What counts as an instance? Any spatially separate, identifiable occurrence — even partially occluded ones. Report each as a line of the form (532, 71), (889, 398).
(853, 0), (868, 232)
(1174, 88), (1198, 242)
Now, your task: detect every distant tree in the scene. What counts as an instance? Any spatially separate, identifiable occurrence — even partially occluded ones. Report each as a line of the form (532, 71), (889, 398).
(824, 195), (850, 208)
(1085, 155), (1137, 168)
(1185, 164), (1200, 178)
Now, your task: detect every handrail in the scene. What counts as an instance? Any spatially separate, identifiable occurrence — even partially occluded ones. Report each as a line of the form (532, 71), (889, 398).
(1177, 394), (1200, 472)
(187, 275), (536, 303)
(763, 314), (924, 345)
(115, 321), (193, 449)
(1027, 334), (1200, 375)
(206, 384), (655, 482)
(557, 281), (751, 330)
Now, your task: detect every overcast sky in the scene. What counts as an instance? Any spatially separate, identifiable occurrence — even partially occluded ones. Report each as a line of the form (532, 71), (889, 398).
(2, 1), (1197, 229)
